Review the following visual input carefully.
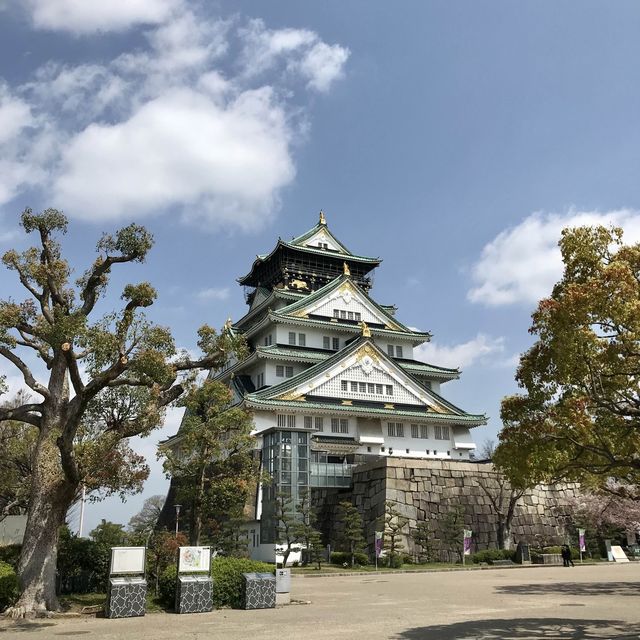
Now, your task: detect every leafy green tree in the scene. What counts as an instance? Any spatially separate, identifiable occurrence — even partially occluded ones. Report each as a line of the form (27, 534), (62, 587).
(411, 520), (434, 564)
(147, 530), (188, 595)
(127, 495), (165, 538)
(382, 501), (408, 566)
(159, 380), (257, 545)
(495, 226), (640, 496)
(307, 528), (325, 570)
(337, 501), (365, 567)
(89, 520), (127, 547)
(439, 504), (465, 563)
(0, 209), (244, 616)
(217, 514), (250, 558)
(0, 391), (36, 521)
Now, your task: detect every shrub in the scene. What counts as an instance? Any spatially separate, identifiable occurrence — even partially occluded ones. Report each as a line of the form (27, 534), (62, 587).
(386, 554), (403, 568)
(0, 561), (18, 612)
(470, 549), (517, 565)
(0, 545), (21, 569)
(330, 551), (369, 566)
(158, 565), (177, 609)
(211, 557), (273, 609)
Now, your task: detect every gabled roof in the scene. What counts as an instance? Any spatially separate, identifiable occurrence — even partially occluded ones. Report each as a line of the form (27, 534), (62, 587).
(274, 273), (419, 334)
(289, 215), (353, 254)
(235, 288), (305, 330)
(246, 336), (484, 425)
(238, 214), (381, 285)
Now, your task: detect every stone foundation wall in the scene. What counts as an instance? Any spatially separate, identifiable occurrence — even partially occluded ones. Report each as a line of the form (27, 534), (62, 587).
(312, 458), (579, 560)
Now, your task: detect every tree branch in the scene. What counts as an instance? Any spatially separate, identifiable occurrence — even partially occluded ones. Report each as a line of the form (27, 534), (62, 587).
(0, 347), (50, 399)
(0, 403), (42, 428)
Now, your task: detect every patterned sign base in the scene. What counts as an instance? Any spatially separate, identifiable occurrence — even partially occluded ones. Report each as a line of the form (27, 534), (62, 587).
(106, 579), (147, 618)
(176, 576), (214, 614)
(242, 572), (276, 610)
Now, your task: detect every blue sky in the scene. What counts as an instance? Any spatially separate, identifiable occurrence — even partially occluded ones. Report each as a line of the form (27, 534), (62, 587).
(2, 0), (640, 534)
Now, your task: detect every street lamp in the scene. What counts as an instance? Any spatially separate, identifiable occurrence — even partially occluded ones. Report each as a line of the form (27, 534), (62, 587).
(174, 504), (181, 537)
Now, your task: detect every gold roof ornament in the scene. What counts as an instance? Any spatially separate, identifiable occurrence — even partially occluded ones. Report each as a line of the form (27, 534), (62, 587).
(360, 321), (371, 338)
(343, 262), (351, 276)
(223, 317), (233, 331)
(319, 210), (326, 225)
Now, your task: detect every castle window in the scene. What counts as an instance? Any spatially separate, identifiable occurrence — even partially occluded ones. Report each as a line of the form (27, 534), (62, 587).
(340, 310), (347, 320)
(385, 385), (393, 395)
(347, 311), (354, 320)
(359, 382), (366, 393)
(367, 383), (375, 394)
(288, 332), (296, 345)
(411, 424), (419, 438)
(285, 366), (294, 378)
(323, 336), (330, 349)
(421, 425), (428, 439)
(340, 419), (348, 433)
(332, 337), (340, 350)
(387, 422), (404, 437)
(434, 425), (450, 440)
(341, 380), (348, 391)
(387, 344), (394, 356)
(287, 415), (296, 428)
(395, 345), (403, 358)
(298, 333), (306, 347)
(333, 309), (340, 319)
(315, 417), (324, 432)
(406, 449), (410, 454)
(276, 365), (284, 377)
(304, 416), (313, 429)
(354, 312), (361, 321)
(350, 381), (358, 392)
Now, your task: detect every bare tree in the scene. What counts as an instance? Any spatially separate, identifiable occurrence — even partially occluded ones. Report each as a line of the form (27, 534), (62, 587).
(477, 473), (525, 550)
(478, 438), (496, 460)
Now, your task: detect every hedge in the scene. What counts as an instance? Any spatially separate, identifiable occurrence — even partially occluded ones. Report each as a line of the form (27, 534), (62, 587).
(158, 557), (274, 610)
(470, 549), (516, 564)
(0, 561), (18, 612)
(330, 551), (369, 566)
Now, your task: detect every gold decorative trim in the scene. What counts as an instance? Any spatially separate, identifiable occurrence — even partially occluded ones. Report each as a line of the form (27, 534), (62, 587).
(355, 343), (380, 364)
(360, 321), (371, 338)
(277, 391), (306, 401)
(342, 399), (353, 406)
(319, 210), (326, 225)
(384, 403), (395, 409)
(343, 261), (350, 276)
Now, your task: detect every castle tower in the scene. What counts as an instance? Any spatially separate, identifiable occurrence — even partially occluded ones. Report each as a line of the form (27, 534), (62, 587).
(210, 212), (486, 558)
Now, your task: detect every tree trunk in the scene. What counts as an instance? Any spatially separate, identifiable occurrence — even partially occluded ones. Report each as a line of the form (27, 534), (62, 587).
(10, 434), (76, 617)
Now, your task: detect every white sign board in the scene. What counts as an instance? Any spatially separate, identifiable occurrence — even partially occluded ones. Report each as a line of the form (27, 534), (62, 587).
(610, 545), (630, 563)
(178, 547), (211, 573)
(110, 546), (146, 575)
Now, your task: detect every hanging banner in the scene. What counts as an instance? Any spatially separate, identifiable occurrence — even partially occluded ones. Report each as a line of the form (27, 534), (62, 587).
(463, 529), (473, 556)
(578, 529), (586, 553)
(375, 531), (383, 558)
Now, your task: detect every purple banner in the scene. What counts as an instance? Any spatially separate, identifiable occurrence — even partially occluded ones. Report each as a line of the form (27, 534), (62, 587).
(463, 529), (472, 555)
(578, 529), (586, 553)
(375, 532), (383, 558)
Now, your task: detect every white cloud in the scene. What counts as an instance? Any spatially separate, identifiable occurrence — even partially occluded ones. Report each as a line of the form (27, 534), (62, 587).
(468, 208), (640, 307)
(0, 85), (32, 144)
(25, 0), (182, 34)
(240, 19), (350, 93)
(196, 287), (230, 301)
(415, 333), (505, 369)
(0, 10), (349, 231)
(53, 87), (295, 225)
(298, 41), (350, 92)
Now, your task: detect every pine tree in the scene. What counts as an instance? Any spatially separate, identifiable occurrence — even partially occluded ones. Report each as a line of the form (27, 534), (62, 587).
(382, 501), (408, 567)
(338, 501), (365, 567)
(292, 489), (322, 566)
(440, 504), (465, 563)
(411, 520), (434, 564)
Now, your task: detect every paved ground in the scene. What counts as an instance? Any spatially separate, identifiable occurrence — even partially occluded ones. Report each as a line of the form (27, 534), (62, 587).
(1, 563), (639, 639)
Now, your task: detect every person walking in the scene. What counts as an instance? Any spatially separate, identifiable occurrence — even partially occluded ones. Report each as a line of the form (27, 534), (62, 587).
(566, 545), (575, 567)
(561, 545), (569, 567)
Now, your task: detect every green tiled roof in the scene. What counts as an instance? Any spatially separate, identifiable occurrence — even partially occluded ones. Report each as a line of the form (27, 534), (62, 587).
(244, 396), (485, 426)
(266, 312), (431, 343)
(248, 336), (480, 419)
(289, 219), (352, 254)
(254, 345), (459, 380)
(235, 288), (305, 329)
(274, 273), (422, 336)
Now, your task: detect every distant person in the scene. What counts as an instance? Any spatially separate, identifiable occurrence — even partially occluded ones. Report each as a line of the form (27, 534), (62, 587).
(561, 545), (574, 567)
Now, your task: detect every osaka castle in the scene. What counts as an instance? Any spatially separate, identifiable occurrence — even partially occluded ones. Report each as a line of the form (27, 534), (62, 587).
(207, 212), (486, 558)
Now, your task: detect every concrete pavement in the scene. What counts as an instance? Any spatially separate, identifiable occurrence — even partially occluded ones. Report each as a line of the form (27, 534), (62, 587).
(1, 563), (639, 639)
